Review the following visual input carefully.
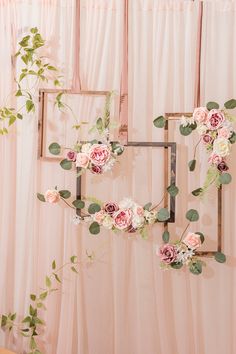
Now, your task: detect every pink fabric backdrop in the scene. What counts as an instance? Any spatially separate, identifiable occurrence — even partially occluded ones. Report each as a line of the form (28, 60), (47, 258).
(0, 1), (236, 354)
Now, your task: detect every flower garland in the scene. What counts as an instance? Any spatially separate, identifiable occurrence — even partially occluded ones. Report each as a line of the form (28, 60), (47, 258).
(37, 190), (173, 238)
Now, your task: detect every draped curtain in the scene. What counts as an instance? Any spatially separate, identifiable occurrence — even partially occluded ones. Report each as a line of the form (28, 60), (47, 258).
(0, 1), (236, 354)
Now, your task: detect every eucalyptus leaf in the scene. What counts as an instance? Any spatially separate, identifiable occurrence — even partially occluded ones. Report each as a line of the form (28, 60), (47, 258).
(60, 159), (72, 170)
(89, 222), (100, 235)
(191, 188), (203, 197)
(219, 173), (232, 185)
(143, 202), (152, 211)
(171, 262), (183, 269)
(167, 184), (179, 197)
(214, 252), (226, 263)
(195, 232), (205, 244)
(224, 99), (236, 109)
(189, 260), (202, 275)
(88, 203), (101, 214)
(162, 230), (170, 243)
(37, 193), (45, 202)
(229, 132), (236, 144)
(188, 159), (196, 172)
(186, 209), (199, 222)
(49, 142), (61, 155)
(179, 124), (192, 136)
(157, 208), (170, 222)
(206, 101), (219, 110)
(72, 199), (85, 209)
(153, 116), (166, 128)
(59, 190), (71, 199)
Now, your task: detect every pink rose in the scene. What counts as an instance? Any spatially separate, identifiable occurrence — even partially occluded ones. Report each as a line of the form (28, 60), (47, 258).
(207, 109), (225, 130)
(202, 134), (213, 144)
(218, 127), (232, 139)
(134, 205), (144, 217)
(89, 144), (111, 166)
(113, 209), (132, 230)
(183, 232), (201, 249)
(93, 210), (106, 224)
(67, 151), (77, 161)
(76, 153), (89, 168)
(91, 165), (103, 174)
(193, 107), (208, 124)
(103, 202), (119, 216)
(45, 189), (60, 204)
(208, 153), (222, 165)
(159, 244), (177, 264)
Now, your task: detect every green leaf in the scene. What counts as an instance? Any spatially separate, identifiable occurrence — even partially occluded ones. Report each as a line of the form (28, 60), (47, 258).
(195, 232), (205, 244)
(17, 113), (23, 120)
(186, 209), (199, 222)
(157, 208), (170, 222)
(53, 273), (61, 283)
(167, 184), (179, 197)
(22, 316), (31, 324)
(19, 73), (27, 82)
(71, 266), (78, 274)
(29, 304), (36, 316)
(26, 100), (35, 113)
(96, 117), (104, 133)
(229, 132), (236, 144)
(52, 260), (56, 270)
(171, 262), (183, 269)
(89, 221), (100, 235)
(162, 230), (170, 243)
(10, 313), (16, 321)
(30, 337), (37, 350)
(224, 99), (236, 109)
(59, 190), (71, 199)
(60, 159), (72, 170)
(39, 291), (48, 300)
(188, 159), (196, 172)
(214, 252), (226, 263)
(153, 115), (166, 128)
(72, 199), (85, 209)
(191, 188), (203, 197)
(48, 142), (61, 155)
(143, 202), (152, 211)
(189, 260), (202, 275)
(15, 89), (22, 97)
(37, 193), (45, 202)
(9, 115), (16, 126)
(140, 227), (148, 239)
(30, 27), (38, 34)
(206, 101), (219, 110)
(179, 124), (193, 136)
(70, 255), (78, 264)
(30, 294), (36, 301)
(1, 315), (7, 327)
(88, 203), (101, 214)
(47, 65), (57, 71)
(45, 276), (51, 288)
(219, 173), (232, 185)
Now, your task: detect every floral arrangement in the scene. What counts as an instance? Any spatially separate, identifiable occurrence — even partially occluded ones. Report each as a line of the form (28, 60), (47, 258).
(38, 189), (173, 237)
(153, 99), (236, 195)
(157, 208), (226, 275)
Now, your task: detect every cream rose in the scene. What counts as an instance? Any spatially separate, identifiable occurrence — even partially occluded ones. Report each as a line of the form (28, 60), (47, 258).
(132, 215), (145, 229)
(183, 232), (201, 250)
(193, 107), (208, 124)
(76, 152), (90, 168)
(218, 127), (232, 139)
(81, 143), (92, 154)
(102, 215), (114, 229)
(93, 210), (106, 224)
(45, 189), (60, 204)
(213, 137), (231, 157)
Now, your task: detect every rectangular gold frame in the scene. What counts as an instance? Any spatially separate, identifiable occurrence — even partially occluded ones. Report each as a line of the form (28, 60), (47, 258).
(38, 89), (111, 160)
(165, 113), (222, 257)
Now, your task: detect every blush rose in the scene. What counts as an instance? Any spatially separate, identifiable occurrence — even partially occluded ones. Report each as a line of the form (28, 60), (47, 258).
(183, 232), (201, 249)
(76, 153), (90, 168)
(45, 189), (61, 204)
(113, 209), (132, 230)
(193, 107), (208, 124)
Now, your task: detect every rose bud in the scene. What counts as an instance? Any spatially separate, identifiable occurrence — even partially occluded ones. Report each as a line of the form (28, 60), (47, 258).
(217, 161), (229, 172)
(91, 165), (103, 174)
(67, 151), (77, 161)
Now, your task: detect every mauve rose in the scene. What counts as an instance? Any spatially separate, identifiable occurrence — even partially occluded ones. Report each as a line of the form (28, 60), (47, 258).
(76, 153), (89, 168)
(91, 165), (103, 174)
(217, 161), (229, 172)
(45, 189), (60, 204)
(183, 232), (201, 250)
(218, 127), (232, 139)
(208, 153), (223, 165)
(67, 151), (77, 161)
(202, 134), (213, 144)
(159, 244), (177, 264)
(206, 109), (225, 130)
(193, 107), (208, 124)
(89, 144), (111, 166)
(103, 202), (119, 216)
(113, 209), (132, 230)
